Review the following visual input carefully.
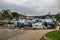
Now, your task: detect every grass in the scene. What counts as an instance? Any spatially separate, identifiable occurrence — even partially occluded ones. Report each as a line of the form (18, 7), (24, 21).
(46, 30), (60, 40)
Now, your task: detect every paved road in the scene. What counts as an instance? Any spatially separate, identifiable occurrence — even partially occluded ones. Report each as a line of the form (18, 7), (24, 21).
(8, 29), (55, 40)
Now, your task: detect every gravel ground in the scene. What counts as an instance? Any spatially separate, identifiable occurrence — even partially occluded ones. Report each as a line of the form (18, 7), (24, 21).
(0, 29), (26, 40)
(0, 27), (58, 40)
(8, 29), (55, 40)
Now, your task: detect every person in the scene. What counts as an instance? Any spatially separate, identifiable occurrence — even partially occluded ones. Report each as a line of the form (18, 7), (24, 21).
(44, 22), (48, 27)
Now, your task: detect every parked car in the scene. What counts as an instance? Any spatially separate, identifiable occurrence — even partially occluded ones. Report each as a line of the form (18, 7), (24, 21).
(45, 17), (56, 28)
(32, 19), (43, 29)
(17, 19), (32, 27)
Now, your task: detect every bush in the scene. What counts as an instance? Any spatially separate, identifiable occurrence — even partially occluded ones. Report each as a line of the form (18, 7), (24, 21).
(46, 30), (60, 40)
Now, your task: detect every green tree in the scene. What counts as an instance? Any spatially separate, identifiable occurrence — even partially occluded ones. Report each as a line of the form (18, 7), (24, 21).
(55, 13), (60, 21)
(11, 12), (20, 19)
(1, 10), (12, 20)
(0, 9), (27, 20)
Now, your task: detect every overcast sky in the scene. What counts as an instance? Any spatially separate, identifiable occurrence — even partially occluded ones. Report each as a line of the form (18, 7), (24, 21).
(0, 0), (60, 16)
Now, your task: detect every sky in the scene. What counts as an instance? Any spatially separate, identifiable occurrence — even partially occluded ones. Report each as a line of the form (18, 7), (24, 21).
(0, 0), (60, 16)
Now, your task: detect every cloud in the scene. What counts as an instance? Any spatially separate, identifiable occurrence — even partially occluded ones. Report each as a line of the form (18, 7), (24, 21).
(0, 0), (60, 16)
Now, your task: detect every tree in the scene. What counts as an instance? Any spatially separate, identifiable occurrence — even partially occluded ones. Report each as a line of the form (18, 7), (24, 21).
(1, 10), (12, 20)
(55, 13), (60, 21)
(11, 12), (20, 19)
(0, 9), (27, 20)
